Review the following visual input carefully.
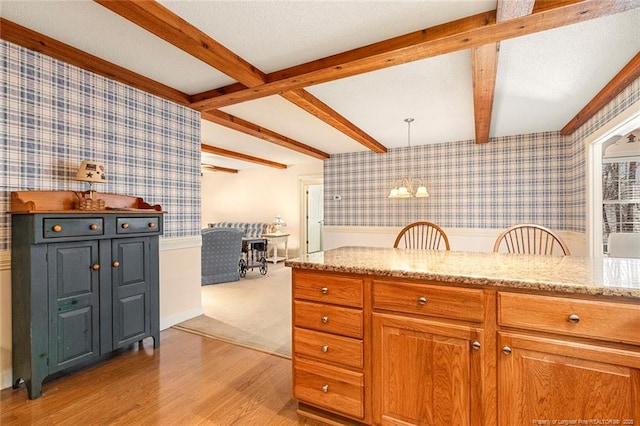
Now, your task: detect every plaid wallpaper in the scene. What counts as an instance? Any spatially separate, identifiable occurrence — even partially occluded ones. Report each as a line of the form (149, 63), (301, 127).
(325, 131), (568, 229)
(0, 40), (201, 250)
(325, 76), (640, 233)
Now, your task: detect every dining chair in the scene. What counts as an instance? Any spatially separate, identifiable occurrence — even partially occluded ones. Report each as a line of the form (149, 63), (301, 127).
(393, 221), (450, 250)
(493, 223), (570, 255)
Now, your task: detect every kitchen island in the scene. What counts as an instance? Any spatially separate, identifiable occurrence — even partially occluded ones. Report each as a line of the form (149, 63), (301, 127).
(286, 247), (640, 426)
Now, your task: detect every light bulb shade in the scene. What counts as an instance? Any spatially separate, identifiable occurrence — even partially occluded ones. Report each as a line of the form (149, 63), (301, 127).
(415, 186), (429, 197)
(604, 128), (640, 161)
(388, 188), (399, 198)
(76, 161), (106, 183)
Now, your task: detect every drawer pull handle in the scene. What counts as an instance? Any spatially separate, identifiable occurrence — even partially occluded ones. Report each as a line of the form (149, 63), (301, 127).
(472, 341), (481, 350)
(568, 314), (580, 324)
(502, 346), (512, 355)
(321, 287), (328, 294)
(148, 222), (156, 228)
(321, 345), (329, 353)
(91, 264), (100, 271)
(89, 224), (98, 231)
(121, 223), (130, 229)
(112, 261), (120, 268)
(321, 316), (329, 324)
(52, 225), (62, 232)
(321, 384), (329, 393)
(418, 296), (427, 305)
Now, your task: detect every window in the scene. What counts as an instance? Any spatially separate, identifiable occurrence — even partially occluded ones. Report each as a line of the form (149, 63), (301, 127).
(602, 160), (640, 253)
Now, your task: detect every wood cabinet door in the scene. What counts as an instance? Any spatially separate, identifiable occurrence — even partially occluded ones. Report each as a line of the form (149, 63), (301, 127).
(48, 241), (101, 373)
(498, 332), (640, 425)
(373, 313), (484, 426)
(112, 237), (151, 348)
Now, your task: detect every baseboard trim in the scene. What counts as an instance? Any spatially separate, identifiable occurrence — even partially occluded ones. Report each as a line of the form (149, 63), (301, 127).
(160, 235), (201, 251)
(159, 308), (203, 331)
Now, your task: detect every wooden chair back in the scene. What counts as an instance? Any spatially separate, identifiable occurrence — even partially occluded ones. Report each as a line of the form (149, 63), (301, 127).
(493, 224), (570, 255)
(393, 221), (450, 250)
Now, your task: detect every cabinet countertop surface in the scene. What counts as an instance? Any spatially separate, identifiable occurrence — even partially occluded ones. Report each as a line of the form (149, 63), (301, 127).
(285, 246), (640, 299)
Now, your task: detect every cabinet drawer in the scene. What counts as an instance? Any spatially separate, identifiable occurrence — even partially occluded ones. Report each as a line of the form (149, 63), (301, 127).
(43, 218), (104, 238)
(293, 271), (363, 307)
(373, 280), (485, 323)
(294, 301), (363, 338)
(498, 292), (640, 345)
(116, 217), (161, 234)
(294, 327), (363, 369)
(294, 358), (364, 419)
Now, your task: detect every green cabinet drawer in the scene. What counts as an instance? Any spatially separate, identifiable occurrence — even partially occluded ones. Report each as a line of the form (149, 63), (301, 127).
(116, 216), (161, 234)
(43, 218), (104, 238)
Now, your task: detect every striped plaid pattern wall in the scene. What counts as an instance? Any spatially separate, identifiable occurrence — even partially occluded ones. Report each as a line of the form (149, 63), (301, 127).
(325, 131), (568, 230)
(0, 40), (201, 250)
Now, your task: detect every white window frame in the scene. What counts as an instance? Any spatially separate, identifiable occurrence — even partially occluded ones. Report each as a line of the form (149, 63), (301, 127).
(586, 100), (640, 258)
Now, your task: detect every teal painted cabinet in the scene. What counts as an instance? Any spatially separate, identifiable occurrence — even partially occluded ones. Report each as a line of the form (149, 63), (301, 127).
(11, 211), (163, 399)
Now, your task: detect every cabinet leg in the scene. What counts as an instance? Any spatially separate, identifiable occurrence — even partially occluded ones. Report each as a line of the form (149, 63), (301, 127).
(25, 378), (43, 400)
(152, 332), (160, 349)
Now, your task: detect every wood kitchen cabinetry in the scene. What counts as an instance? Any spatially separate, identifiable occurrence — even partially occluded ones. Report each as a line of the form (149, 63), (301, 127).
(497, 292), (640, 424)
(10, 191), (163, 399)
(290, 260), (640, 426)
(292, 270), (368, 423)
(372, 280), (487, 426)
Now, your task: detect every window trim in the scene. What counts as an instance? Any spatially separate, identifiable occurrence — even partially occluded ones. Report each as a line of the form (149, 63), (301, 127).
(586, 100), (640, 258)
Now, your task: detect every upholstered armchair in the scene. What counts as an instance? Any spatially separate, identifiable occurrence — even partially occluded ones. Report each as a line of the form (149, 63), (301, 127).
(201, 227), (244, 285)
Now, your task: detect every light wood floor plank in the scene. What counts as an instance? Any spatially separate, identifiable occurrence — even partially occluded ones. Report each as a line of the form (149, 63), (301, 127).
(0, 328), (327, 425)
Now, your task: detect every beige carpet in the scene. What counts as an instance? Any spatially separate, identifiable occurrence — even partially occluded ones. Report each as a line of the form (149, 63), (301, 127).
(174, 262), (292, 358)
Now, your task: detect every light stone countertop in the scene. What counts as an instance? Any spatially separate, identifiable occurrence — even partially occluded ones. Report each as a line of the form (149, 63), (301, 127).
(285, 246), (640, 299)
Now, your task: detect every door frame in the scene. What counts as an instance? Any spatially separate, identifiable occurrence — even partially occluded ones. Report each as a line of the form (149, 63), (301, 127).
(299, 174), (323, 256)
(586, 100), (640, 257)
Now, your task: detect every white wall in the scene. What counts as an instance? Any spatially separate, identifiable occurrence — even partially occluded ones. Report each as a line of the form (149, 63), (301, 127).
(0, 239), (202, 390)
(201, 162), (323, 258)
(324, 226), (588, 257)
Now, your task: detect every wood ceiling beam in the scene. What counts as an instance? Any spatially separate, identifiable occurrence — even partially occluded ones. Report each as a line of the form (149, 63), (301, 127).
(471, 44), (498, 144)
(94, 0), (266, 86)
(470, 0), (536, 144)
(0, 18), (190, 106)
(192, 0), (639, 110)
(279, 90), (386, 153)
(201, 144), (288, 169)
(95, 0), (385, 153)
(201, 110), (329, 160)
(561, 51), (640, 135)
(201, 165), (238, 174)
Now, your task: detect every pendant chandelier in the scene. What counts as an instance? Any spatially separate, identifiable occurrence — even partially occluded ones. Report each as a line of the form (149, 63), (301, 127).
(388, 118), (429, 198)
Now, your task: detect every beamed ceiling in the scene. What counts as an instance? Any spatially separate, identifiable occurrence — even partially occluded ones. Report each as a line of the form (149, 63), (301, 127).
(1, 0), (639, 172)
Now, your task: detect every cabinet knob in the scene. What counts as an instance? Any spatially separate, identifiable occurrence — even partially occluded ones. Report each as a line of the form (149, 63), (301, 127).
(112, 261), (120, 268)
(418, 296), (427, 305)
(321, 316), (329, 324)
(148, 222), (156, 228)
(121, 223), (129, 229)
(91, 264), (100, 270)
(321, 384), (329, 393)
(321, 345), (329, 353)
(320, 287), (328, 294)
(89, 224), (98, 231)
(568, 314), (580, 324)
(502, 346), (512, 355)
(52, 225), (62, 233)
(472, 341), (481, 350)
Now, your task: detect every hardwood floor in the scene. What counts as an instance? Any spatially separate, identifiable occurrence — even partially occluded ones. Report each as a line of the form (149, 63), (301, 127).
(0, 328), (327, 425)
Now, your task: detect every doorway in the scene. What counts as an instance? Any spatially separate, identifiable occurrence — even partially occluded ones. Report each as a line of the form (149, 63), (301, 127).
(300, 176), (324, 255)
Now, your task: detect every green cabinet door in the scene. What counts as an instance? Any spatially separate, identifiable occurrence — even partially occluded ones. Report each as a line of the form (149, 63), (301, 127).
(47, 241), (101, 373)
(112, 237), (151, 348)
